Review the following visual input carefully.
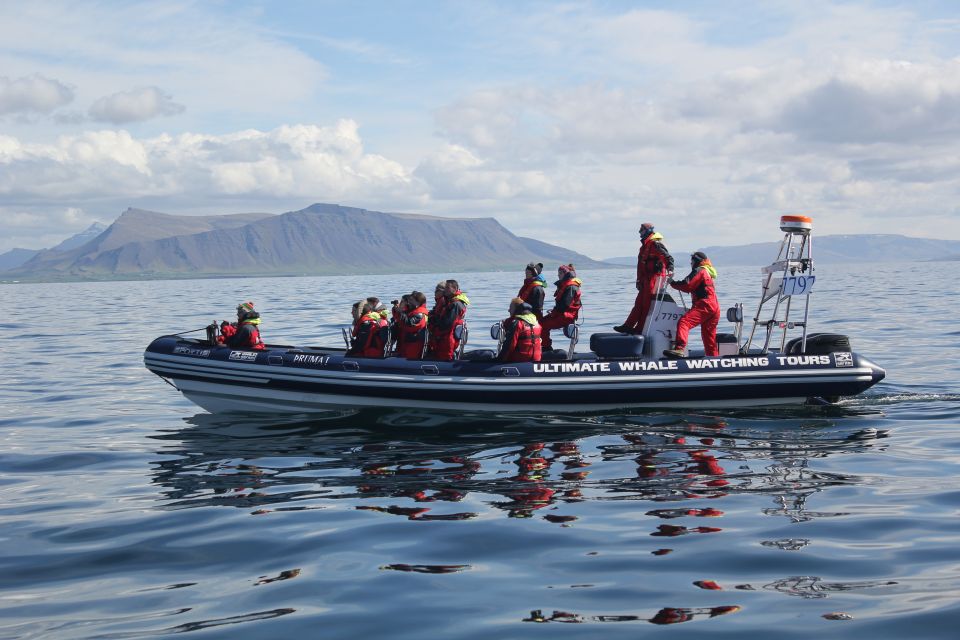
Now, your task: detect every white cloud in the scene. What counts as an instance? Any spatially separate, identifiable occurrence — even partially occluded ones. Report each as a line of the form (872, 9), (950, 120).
(0, 206), (105, 251)
(771, 59), (960, 143)
(0, 120), (420, 204)
(0, 74), (73, 115)
(415, 144), (556, 200)
(89, 86), (185, 124)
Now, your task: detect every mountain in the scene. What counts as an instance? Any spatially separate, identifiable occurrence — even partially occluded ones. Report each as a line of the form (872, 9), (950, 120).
(699, 234), (960, 265)
(0, 222), (110, 271)
(50, 222), (108, 252)
(602, 256), (636, 266)
(7, 203), (607, 281)
(0, 248), (41, 271)
(16, 208), (275, 275)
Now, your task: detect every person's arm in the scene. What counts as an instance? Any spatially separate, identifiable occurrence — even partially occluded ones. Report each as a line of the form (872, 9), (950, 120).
(226, 324), (252, 348)
(670, 269), (702, 293)
(530, 287), (545, 315)
(404, 312), (426, 328)
(658, 242), (674, 273)
(555, 285), (578, 314)
(438, 300), (465, 329)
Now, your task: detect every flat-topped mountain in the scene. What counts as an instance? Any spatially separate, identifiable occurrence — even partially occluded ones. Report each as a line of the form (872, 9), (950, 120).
(7, 203), (606, 281)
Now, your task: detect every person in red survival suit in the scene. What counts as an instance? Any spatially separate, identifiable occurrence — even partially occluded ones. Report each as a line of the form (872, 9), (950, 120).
(348, 300), (388, 358)
(427, 280), (469, 361)
(392, 291), (429, 360)
(540, 264), (581, 351)
(499, 297), (542, 363)
(517, 262), (547, 321)
(217, 301), (266, 350)
(615, 222), (674, 335)
(664, 251), (720, 358)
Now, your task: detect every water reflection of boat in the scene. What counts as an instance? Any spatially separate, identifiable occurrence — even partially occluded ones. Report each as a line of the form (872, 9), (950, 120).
(149, 411), (888, 529)
(144, 217), (884, 415)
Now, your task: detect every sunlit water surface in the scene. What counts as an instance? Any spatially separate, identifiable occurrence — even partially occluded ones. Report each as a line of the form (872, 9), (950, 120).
(2, 263), (959, 639)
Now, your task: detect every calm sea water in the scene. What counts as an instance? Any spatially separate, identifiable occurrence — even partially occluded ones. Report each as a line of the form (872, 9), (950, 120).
(3, 263), (959, 639)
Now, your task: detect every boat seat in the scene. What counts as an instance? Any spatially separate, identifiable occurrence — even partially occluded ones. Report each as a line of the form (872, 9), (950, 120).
(461, 349), (496, 362)
(590, 332), (645, 359)
(540, 348), (569, 362)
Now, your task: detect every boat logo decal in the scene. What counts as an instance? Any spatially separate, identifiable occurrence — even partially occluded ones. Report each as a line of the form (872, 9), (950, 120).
(228, 351), (259, 362)
(686, 357), (771, 369)
(292, 354), (331, 365)
(833, 352), (854, 367)
(173, 346), (211, 358)
(775, 355), (831, 366)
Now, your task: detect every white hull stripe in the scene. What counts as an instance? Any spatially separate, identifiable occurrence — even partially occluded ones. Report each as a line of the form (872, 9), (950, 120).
(145, 354), (874, 388)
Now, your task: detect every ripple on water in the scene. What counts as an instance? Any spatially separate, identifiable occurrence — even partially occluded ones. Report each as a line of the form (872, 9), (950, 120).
(1, 267), (959, 638)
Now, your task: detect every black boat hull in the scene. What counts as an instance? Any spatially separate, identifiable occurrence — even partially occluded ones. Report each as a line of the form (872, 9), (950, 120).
(144, 336), (886, 414)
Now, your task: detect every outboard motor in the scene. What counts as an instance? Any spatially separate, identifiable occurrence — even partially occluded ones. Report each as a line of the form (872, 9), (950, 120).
(205, 321), (219, 346)
(785, 333), (851, 355)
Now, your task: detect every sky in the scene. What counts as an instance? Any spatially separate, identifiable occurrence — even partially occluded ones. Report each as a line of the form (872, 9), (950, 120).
(2, 0), (960, 258)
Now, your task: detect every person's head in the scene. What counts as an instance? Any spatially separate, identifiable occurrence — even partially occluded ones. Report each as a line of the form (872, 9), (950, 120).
(691, 251), (708, 267)
(639, 222), (655, 240)
(434, 281), (446, 301)
(509, 296), (525, 315)
(236, 301), (256, 320)
(411, 290), (427, 307)
(444, 279), (460, 295)
(366, 296), (383, 311)
(525, 262), (543, 278)
(557, 263), (575, 280)
(351, 300), (365, 321)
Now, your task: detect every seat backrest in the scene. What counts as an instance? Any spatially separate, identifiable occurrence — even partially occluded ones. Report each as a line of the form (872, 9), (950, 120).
(377, 325), (391, 357)
(564, 323), (579, 359)
(455, 322), (469, 359)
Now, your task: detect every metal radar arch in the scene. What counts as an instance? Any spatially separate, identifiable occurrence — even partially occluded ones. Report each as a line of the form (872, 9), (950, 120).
(742, 215), (816, 354)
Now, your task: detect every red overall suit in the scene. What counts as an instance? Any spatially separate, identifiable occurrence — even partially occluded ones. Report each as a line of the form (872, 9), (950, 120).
(499, 314), (542, 362)
(218, 316), (266, 350)
(517, 276), (547, 321)
(349, 311), (388, 358)
(669, 264), (720, 356)
(427, 292), (468, 361)
(622, 232), (673, 333)
(541, 275), (581, 351)
(395, 304), (428, 360)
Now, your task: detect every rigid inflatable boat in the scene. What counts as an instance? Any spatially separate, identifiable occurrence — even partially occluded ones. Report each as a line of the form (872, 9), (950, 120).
(144, 216), (885, 414)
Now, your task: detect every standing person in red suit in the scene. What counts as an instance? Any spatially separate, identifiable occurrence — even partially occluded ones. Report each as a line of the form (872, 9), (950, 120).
(517, 262), (547, 321)
(498, 298), (542, 363)
(217, 301), (266, 350)
(664, 252), (720, 358)
(540, 264), (581, 352)
(615, 222), (674, 335)
(427, 280), (469, 361)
